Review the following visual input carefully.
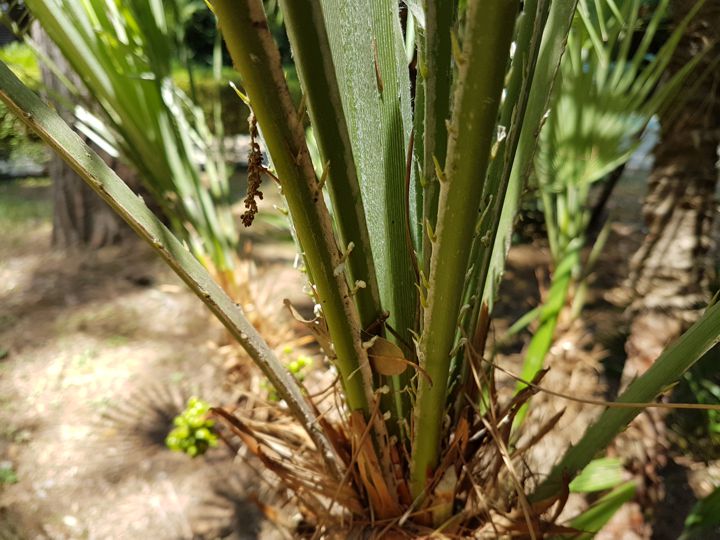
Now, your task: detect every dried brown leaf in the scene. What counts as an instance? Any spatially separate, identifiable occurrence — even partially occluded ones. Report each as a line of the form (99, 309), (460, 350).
(368, 337), (409, 376)
(349, 411), (403, 520)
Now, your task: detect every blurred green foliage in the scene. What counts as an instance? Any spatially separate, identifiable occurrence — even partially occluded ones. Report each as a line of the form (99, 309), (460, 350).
(671, 344), (720, 458)
(172, 66), (249, 136)
(680, 485), (720, 539)
(175, 0), (291, 67)
(172, 65), (300, 136)
(0, 41), (39, 83)
(568, 481), (637, 539)
(0, 41), (44, 161)
(0, 463), (18, 485)
(170, 0), (298, 137)
(0, 177), (51, 231)
(165, 397), (218, 458)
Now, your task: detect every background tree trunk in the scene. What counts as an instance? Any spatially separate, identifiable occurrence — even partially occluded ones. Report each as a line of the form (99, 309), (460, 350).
(602, 2), (720, 538)
(32, 24), (130, 248)
(624, 2), (720, 386)
(48, 151), (133, 248)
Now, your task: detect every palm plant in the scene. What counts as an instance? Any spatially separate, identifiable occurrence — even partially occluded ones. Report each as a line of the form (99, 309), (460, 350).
(513, 0), (707, 427)
(8, 0), (239, 277)
(2, 0), (720, 536)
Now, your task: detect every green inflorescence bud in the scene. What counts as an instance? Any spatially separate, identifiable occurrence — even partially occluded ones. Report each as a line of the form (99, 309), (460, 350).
(263, 354), (313, 402)
(165, 397), (219, 458)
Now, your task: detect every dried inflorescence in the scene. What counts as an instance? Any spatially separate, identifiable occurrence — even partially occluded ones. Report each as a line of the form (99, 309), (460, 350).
(241, 114), (264, 227)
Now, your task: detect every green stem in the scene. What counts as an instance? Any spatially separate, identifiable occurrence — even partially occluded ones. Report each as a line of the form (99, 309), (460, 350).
(513, 247), (581, 429)
(278, 0), (383, 331)
(411, 24), (426, 255)
(421, 0), (456, 277)
(212, 0), (373, 415)
(450, 0), (549, 420)
(280, 0), (410, 446)
(410, 0), (519, 499)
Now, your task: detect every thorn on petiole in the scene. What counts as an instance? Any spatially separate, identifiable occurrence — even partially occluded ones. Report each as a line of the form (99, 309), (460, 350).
(296, 93), (307, 122)
(451, 31), (464, 66)
(433, 155), (447, 183)
(318, 160), (330, 190)
(425, 218), (437, 243)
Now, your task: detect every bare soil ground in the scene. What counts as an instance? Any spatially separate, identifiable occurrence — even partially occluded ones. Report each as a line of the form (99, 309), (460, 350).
(0, 178), (301, 539)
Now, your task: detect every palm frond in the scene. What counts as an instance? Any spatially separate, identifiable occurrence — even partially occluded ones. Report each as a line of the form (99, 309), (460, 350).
(24, 0), (239, 273)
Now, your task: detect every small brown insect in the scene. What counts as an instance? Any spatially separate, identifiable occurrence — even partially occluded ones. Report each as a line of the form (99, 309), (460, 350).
(373, 39), (384, 95)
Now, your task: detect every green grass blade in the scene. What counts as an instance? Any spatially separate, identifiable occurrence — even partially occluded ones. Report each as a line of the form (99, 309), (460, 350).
(607, 0), (640, 90)
(532, 300), (720, 502)
(568, 457), (625, 493)
(566, 481), (637, 539)
(680, 486), (720, 540)
(617, 0), (670, 93)
(512, 248), (580, 428)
